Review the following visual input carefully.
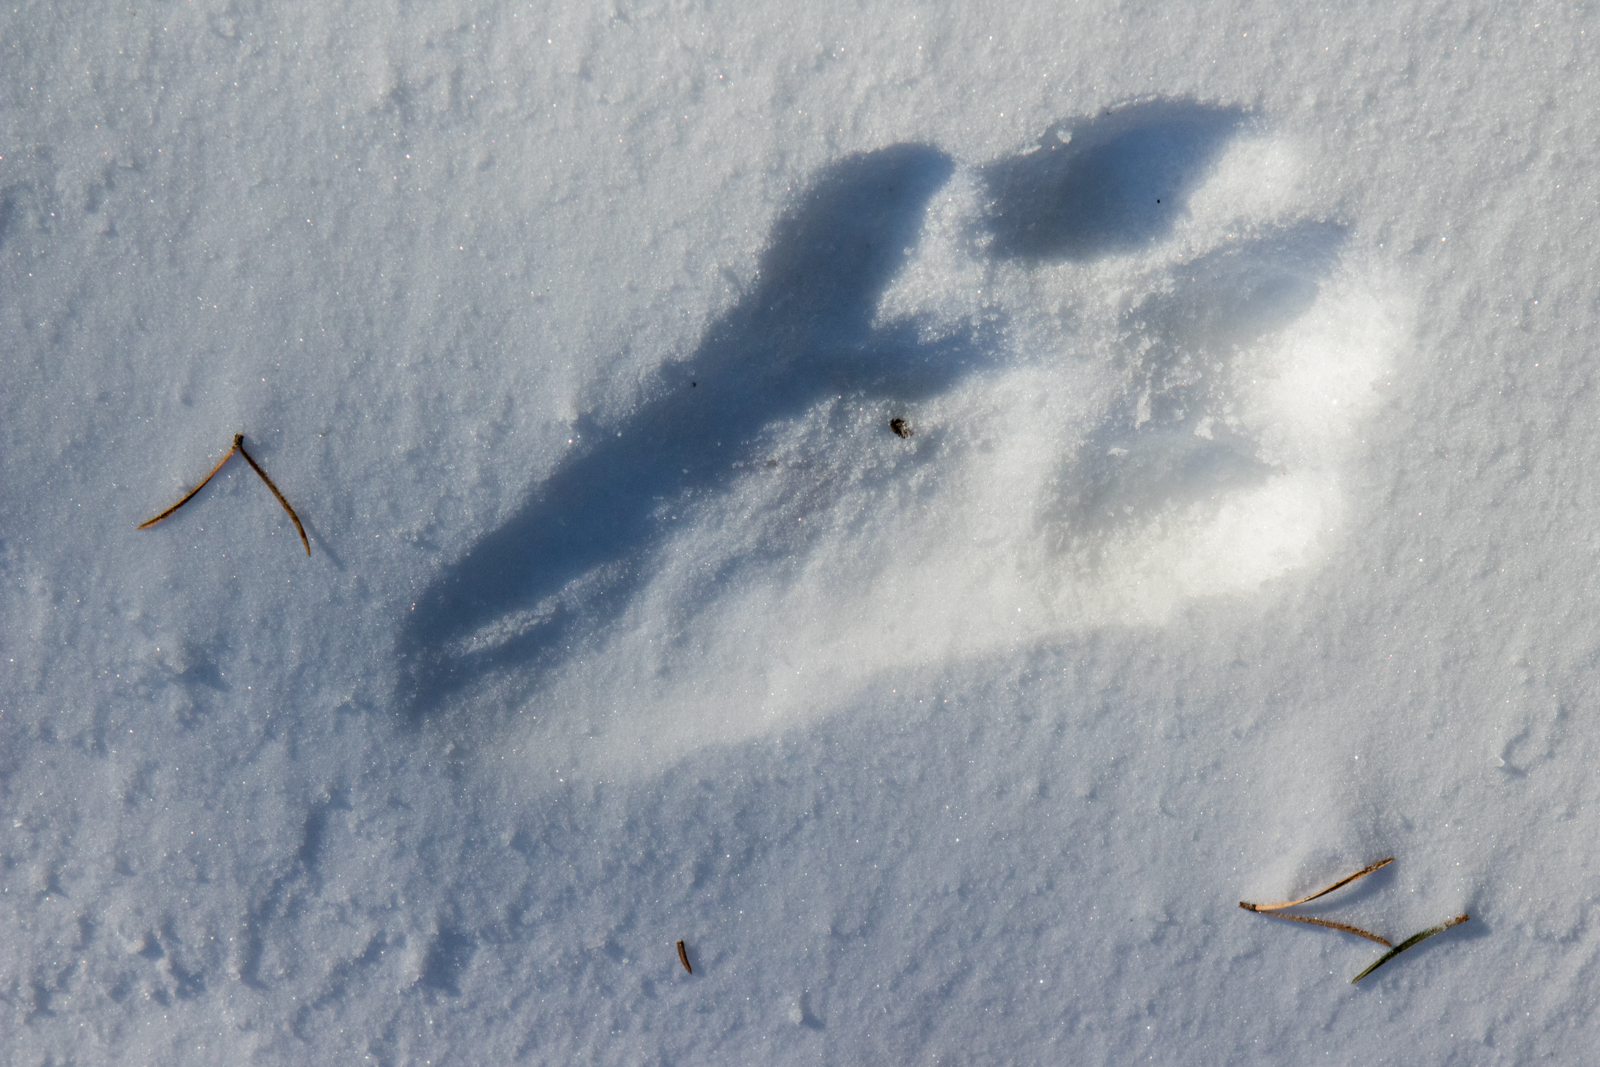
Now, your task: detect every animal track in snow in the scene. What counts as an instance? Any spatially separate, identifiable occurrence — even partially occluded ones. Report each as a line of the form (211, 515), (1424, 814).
(401, 101), (1403, 773)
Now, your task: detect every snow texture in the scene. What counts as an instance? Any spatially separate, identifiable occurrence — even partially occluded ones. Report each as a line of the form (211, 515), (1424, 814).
(2, 1), (1597, 1063)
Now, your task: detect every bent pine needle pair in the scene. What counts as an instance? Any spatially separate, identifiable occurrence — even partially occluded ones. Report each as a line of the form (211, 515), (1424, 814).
(139, 433), (309, 555)
(1240, 857), (1472, 982)
(1239, 857), (1393, 945)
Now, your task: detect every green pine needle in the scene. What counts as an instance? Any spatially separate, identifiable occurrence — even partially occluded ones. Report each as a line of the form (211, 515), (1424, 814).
(1351, 914), (1470, 983)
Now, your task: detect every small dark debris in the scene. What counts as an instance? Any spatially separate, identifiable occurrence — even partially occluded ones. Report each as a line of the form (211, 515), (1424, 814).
(889, 418), (913, 439)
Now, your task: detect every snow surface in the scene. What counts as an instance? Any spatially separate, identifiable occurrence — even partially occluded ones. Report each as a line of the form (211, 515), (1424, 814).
(3, 1), (1598, 1063)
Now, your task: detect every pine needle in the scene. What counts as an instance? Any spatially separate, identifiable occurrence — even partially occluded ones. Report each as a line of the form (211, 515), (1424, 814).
(1237, 905), (1391, 945)
(138, 432), (310, 555)
(235, 435), (310, 555)
(1350, 914), (1469, 983)
(1239, 857), (1394, 913)
(137, 437), (240, 529)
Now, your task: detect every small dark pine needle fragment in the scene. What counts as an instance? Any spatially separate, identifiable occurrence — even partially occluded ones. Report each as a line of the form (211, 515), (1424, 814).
(677, 940), (692, 974)
(890, 417), (913, 439)
(1236, 905), (1391, 946)
(1350, 914), (1469, 984)
(1239, 857), (1394, 912)
(138, 432), (310, 555)
(234, 435), (310, 555)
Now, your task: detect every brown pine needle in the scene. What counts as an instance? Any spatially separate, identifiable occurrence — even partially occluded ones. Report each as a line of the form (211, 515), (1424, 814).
(1237, 905), (1391, 946)
(1350, 914), (1470, 983)
(235, 435), (310, 555)
(137, 437), (240, 529)
(1239, 857), (1394, 913)
(138, 433), (310, 556)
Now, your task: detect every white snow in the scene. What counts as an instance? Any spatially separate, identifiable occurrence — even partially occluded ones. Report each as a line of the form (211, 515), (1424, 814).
(3, 1), (1598, 1063)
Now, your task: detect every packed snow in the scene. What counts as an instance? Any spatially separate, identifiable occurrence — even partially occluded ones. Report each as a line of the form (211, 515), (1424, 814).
(3, 2), (1598, 1063)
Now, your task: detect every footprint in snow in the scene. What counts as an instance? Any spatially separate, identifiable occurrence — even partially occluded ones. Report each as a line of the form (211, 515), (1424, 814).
(398, 100), (1402, 770)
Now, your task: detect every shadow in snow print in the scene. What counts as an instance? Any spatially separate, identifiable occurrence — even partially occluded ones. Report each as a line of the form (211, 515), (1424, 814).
(396, 99), (1398, 758)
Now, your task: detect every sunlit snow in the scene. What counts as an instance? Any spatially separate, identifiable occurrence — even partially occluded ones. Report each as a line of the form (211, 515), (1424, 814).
(3, 3), (1597, 1064)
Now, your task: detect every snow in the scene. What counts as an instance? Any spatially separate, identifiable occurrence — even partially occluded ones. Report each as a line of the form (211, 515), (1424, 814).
(3, 1), (1597, 1063)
